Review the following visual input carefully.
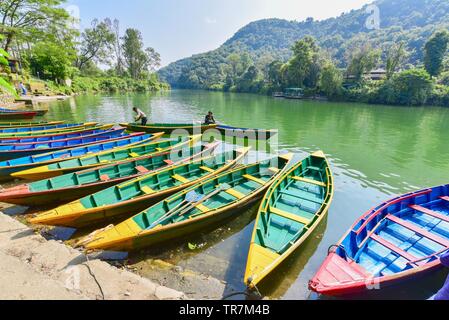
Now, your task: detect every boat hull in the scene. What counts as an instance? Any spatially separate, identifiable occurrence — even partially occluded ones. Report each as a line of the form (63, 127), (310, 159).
(121, 123), (217, 134)
(0, 121), (64, 129)
(309, 185), (449, 296)
(0, 112), (37, 120)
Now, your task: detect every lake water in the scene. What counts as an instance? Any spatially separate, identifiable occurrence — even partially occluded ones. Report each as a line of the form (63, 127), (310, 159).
(43, 90), (449, 300)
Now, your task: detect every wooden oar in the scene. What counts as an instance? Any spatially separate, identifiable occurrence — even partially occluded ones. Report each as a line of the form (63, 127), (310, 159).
(177, 183), (232, 217)
(146, 191), (203, 230)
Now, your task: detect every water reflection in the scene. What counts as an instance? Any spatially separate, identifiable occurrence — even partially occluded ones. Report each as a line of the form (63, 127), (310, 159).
(40, 90), (449, 299)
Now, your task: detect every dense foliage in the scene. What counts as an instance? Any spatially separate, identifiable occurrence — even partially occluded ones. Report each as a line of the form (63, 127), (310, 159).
(159, 0), (449, 107)
(0, 0), (167, 95)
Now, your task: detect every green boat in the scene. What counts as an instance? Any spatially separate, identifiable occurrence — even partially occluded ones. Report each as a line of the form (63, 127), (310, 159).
(12, 135), (201, 181)
(4, 143), (216, 207)
(79, 153), (293, 252)
(120, 123), (218, 135)
(30, 147), (250, 228)
(244, 151), (334, 289)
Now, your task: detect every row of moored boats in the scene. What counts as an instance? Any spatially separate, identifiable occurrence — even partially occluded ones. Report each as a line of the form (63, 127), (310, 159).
(0, 120), (448, 297)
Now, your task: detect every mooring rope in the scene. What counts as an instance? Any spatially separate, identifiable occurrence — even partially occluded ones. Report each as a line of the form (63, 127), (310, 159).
(83, 254), (105, 300)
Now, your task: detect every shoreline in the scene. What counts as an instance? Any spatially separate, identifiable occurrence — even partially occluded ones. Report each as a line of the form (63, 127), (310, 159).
(0, 211), (186, 300)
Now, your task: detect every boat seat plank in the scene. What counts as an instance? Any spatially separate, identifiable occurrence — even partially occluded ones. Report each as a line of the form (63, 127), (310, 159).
(129, 152), (140, 158)
(195, 203), (210, 213)
(268, 167), (280, 174)
(136, 166), (150, 174)
(164, 159), (175, 165)
(441, 196), (449, 203)
(200, 166), (215, 173)
(100, 174), (110, 182)
(172, 174), (190, 184)
(270, 206), (310, 225)
(243, 174), (267, 185)
(225, 188), (246, 200)
(292, 176), (326, 188)
(141, 186), (155, 195)
(370, 234), (418, 262)
(410, 205), (449, 223)
(386, 215), (449, 247)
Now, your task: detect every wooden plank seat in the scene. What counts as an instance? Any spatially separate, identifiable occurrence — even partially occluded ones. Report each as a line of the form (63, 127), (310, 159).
(292, 176), (326, 188)
(172, 174), (190, 184)
(270, 206), (311, 225)
(243, 174), (267, 185)
(410, 205), (449, 223)
(441, 196), (449, 202)
(200, 166), (215, 173)
(370, 233), (419, 263)
(141, 186), (155, 195)
(136, 166), (150, 174)
(100, 174), (110, 182)
(386, 215), (449, 247)
(225, 188), (246, 200)
(129, 152), (140, 158)
(280, 189), (323, 205)
(164, 159), (175, 165)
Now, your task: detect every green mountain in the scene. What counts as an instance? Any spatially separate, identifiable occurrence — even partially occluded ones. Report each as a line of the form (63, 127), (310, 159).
(158, 0), (449, 89)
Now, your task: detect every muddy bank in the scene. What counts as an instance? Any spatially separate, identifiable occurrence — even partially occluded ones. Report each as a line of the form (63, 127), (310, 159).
(0, 212), (186, 300)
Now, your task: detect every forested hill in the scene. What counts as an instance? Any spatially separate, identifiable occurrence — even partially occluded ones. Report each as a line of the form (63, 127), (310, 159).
(158, 0), (449, 89)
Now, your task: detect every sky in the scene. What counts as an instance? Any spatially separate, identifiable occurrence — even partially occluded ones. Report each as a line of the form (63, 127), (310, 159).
(66, 0), (373, 66)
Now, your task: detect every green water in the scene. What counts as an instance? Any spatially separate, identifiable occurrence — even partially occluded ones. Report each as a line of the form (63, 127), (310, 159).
(43, 90), (449, 299)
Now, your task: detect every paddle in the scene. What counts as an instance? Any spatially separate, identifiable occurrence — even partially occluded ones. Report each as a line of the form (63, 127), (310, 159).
(146, 190), (203, 230)
(176, 183), (232, 217)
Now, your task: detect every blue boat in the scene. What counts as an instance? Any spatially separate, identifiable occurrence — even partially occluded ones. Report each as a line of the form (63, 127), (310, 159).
(0, 128), (124, 146)
(0, 132), (160, 182)
(310, 184), (449, 296)
(0, 130), (129, 160)
(0, 122), (96, 134)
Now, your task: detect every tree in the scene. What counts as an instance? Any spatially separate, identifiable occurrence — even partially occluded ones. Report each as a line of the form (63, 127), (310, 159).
(287, 36), (318, 87)
(390, 68), (433, 106)
(347, 45), (381, 83)
(29, 41), (76, 81)
(424, 30), (449, 78)
(385, 42), (409, 79)
(320, 61), (342, 98)
(0, 0), (71, 52)
(76, 19), (115, 71)
(267, 60), (284, 88)
(112, 19), (124, 76)
(121, 28), (160, 79)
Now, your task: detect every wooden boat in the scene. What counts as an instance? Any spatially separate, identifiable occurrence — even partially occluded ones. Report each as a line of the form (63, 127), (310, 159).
(309, 184), (449, 296)
(79, 153), (293, 252)
(7, 144), (219, 208)
(0, 122), (96, 134)
(216, 125), (278, 140)
(0, 108), (48, 116)
(0, 128), (124, 146)
(0, 129), (128, 160)
(0, 124), (111, 140)
(0, 121), (64, 129)
(0, 111), (37, 120)
(0, 133), (159, 183)
(120, 123), (217, 134)
(244, 151), (334, 289)
(29, 147), (249, 228)
(12, 135), (199, 181)
(0, 122), (99, 138)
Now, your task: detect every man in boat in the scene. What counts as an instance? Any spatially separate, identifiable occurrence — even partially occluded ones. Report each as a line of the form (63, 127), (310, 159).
(133, 107), (148, 126)
(204, 111), (216, 125)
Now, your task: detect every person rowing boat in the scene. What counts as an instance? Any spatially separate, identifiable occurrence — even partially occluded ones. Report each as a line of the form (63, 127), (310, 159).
(204, 111), (216, 125)
(133, 107), (148, 126)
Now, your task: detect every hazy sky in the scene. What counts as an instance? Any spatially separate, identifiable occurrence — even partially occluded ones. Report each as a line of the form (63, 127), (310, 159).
(66, 0), (373, 66)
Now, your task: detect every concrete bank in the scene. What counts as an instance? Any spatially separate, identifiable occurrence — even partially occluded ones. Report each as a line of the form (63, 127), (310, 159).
(0, 212), (186, 300)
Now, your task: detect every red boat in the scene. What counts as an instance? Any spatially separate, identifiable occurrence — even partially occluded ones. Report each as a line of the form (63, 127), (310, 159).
(0, 111), (38, 120)
(309, 185), (449, 296)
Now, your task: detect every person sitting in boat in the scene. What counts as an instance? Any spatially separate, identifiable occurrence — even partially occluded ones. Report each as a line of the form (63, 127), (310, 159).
(204, 111), (216, 125)
(133, 107), (148, 126)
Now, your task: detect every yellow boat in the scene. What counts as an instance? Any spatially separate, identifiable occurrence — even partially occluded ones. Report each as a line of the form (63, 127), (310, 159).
(244, 151), (334, 289)
(12, 134), (198, 181)
(78, 153), (294, 252)
(29, 147), (249, 228)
